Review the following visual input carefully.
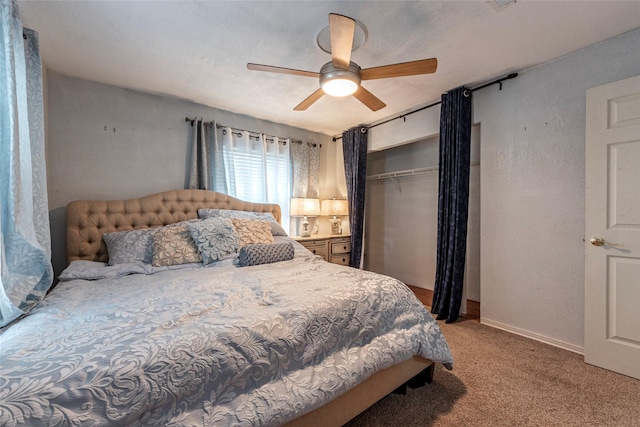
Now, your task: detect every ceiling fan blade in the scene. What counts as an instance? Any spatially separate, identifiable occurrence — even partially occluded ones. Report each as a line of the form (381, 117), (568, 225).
(294, 88), (325, 111)
(360, 58), (438, 80)
(329, 13), (356, 69)
(247, 63), (320, 78)
(352, 86), (386, 111)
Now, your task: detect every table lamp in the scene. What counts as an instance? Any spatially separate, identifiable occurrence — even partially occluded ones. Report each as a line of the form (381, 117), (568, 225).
(290, 198), (321, 237)
(321, 199), (349, 235)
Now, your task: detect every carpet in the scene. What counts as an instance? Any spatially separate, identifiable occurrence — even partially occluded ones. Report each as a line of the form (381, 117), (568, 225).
(346, 318), (640, 427)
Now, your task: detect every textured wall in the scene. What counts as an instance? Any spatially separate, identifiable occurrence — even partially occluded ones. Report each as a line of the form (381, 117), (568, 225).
(474, 28), (640, 351)
(46, 72), (334, 277)
(367, 28), (640, 351)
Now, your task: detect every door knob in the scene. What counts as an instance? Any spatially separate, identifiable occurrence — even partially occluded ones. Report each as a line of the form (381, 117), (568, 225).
(589, 237), (622, 247)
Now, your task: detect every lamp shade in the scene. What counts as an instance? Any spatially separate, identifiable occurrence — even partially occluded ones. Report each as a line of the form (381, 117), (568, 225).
(290, 198), (321, 217)
(321, 199), (349, 216)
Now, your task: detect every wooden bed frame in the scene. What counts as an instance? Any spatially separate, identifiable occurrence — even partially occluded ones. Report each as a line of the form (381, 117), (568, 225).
(65, 189), (435, 426)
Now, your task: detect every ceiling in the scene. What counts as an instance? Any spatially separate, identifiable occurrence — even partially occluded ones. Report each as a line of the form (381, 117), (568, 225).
(17, 1), (640, 136)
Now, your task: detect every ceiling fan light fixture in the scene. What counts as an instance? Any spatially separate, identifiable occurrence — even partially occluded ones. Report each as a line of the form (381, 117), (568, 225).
(319, 61), (361, 97)
(247, 14), (436, 111)
(322, 78), (358, 97)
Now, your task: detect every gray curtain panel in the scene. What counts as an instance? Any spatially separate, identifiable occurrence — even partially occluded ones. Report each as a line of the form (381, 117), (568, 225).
(187, 119), (215, 190)
(342, 127), (368, 269)
(431, 86), (472, 323)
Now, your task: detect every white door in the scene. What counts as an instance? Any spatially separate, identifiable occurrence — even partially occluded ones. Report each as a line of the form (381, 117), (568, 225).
(585, 75), (640, 380)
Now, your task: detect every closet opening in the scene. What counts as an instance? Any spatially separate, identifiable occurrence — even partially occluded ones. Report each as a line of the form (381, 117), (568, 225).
(364, 124), (480, 317)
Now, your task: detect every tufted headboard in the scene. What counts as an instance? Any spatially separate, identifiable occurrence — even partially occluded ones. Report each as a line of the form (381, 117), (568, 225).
(66, 189), (282, 264)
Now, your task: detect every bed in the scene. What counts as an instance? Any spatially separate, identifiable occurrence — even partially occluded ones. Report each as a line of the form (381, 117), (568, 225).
(0, 189), (453, 426)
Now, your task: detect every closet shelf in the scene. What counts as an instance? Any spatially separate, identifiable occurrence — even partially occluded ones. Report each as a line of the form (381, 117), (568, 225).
(366, 161), (479, 181)
(366, 166), (437, 181)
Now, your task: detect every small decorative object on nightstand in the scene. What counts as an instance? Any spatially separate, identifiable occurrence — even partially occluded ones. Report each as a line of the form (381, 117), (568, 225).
(290, 197), (320, 237)
(321, 199), (349, 235)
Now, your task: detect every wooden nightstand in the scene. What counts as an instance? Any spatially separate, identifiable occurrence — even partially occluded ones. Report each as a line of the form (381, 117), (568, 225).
(293, 234), (351, 265)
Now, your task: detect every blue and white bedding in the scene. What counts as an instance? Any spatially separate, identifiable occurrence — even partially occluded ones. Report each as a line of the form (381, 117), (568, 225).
(0, 238), (453, 427)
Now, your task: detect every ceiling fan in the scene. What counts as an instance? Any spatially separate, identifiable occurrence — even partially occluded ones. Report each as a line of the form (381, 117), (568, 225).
(247, 13), (437, 112)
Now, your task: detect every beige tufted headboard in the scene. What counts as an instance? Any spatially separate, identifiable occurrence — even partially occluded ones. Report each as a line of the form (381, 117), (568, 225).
(66, 189), (282, 264)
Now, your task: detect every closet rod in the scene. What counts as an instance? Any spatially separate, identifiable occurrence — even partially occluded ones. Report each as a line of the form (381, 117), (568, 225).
(183, 117), (318, 147)
(366, 166), (437, 181)
(332, 72), (518, 142)
(366, 161), (480, 181)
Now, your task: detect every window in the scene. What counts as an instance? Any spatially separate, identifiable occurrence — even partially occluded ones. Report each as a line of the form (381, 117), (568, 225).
(213, 128), (291, 231)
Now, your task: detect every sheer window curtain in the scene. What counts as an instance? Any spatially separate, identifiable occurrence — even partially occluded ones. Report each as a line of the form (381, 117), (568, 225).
(188, 125), (291, 231)
(0, 1), (53, 326)
(290, 140), (320, 236)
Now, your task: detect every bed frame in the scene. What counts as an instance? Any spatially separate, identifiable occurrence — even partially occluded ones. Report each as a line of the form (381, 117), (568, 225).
(66, 189), (435, 426)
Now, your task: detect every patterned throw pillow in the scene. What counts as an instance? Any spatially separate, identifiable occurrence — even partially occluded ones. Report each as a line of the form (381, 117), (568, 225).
(198, 209), (287, 236)
(103, 228), (155, 265)
(237, 242), (295, 267)
(152, 225), (202, 267)
(186, 217), (239, 264)
(231, 218), (274, 248)
(102, 220), (200, 265)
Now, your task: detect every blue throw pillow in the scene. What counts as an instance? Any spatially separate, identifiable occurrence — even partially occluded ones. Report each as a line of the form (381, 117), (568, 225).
(186, 217), (239, 264)
(198, 209), (288, 236)
(103, 220), (200, 265)
(103, 228), (155, 265)
(237, 242), (295, 267)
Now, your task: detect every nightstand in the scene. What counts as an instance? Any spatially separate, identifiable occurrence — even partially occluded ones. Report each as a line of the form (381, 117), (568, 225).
(293, 234), (351, 265)
(328, 236), (351, 266)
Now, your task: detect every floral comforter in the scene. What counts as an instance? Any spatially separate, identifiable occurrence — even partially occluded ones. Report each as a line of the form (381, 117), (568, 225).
(0, 241), (453, 427)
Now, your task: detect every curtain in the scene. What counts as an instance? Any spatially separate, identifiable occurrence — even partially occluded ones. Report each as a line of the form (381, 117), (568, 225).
(263, 134), (291, 229)
(431, 87), (472, 323)
(290, 140), (320, 235)
(0, 1), (53, 327)
(342, 126), (368, 269)
(187, 119), (214, 190)
(212, 127), (291, 231)
(187, 122), (312, 235)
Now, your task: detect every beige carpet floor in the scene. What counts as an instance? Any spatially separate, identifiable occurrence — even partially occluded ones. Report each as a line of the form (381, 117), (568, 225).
(346, 318), (640, 427)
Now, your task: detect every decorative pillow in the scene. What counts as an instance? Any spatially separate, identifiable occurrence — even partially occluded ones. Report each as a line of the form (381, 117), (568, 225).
(237, 242), (295, 267)
(152, 225), (202, 267)
(186, 217), (239, 265)
(198, 209), (287, 236)
(231, 218), (274, 248)
(103, 228), (155, 265)
(102, 220), (200, 265)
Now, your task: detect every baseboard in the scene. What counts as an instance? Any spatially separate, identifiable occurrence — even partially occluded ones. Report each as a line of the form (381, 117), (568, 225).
(407, 285), (582, 354)
(481, 317), (584, 355)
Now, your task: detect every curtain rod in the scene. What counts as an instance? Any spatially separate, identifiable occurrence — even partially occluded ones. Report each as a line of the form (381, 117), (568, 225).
(184, 117), (319, 147)
(331, 72), (518, 142)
